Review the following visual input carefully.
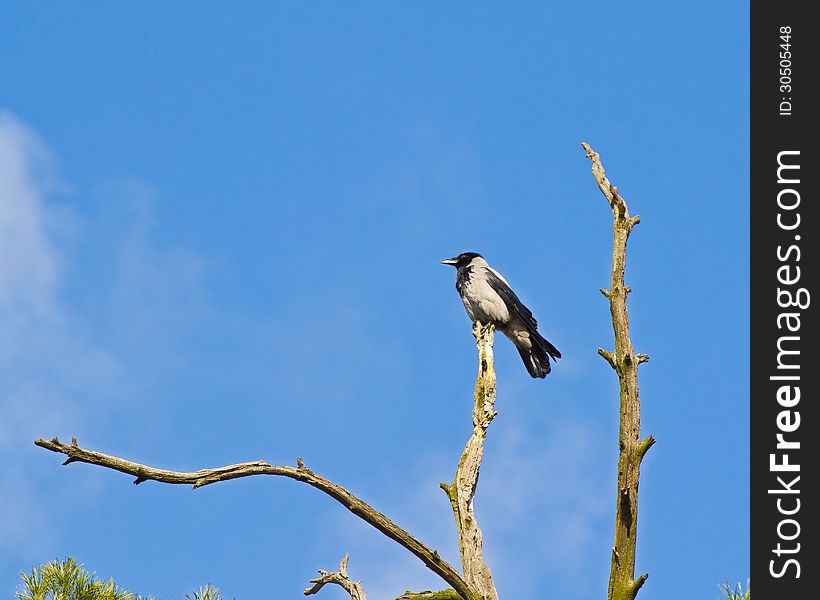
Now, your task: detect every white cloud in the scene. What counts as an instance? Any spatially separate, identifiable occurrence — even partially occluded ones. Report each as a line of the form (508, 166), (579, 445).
(0, 112), (120, 439)
(0, 113), (60, 346)
(0, 113), (207, 568)
(0, 113), (68, 563)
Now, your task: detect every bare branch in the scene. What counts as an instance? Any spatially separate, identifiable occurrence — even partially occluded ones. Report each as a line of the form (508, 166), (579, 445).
(34, 437), (479, 600)
(629, 573), (649, 595)
(583, 142), (654, 600)
(637, 436), (656, 463)
(597, 348), (617, 370)
(582, 142), (630, 220)
(304, 554), (366, 599)
(395, 591), (461, 600)
(441, 322), (498, 600)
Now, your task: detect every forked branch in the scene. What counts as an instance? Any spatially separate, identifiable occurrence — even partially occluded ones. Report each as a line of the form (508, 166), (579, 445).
(304, 555), (367, 599)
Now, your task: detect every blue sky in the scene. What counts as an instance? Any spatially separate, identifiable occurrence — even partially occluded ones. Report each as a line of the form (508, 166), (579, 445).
(1, 3), (748, 600)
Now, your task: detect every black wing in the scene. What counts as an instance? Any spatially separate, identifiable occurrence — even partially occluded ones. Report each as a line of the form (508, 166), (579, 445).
(484, 270), (538, 330)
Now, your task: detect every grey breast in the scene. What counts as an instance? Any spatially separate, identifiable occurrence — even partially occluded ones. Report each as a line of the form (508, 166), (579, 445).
(458, 259), (511, 325)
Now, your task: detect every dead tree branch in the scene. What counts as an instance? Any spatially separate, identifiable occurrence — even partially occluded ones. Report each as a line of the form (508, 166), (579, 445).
(582, 142), (655, 600)
(304, 554), (367, 599)
(440, 322), (498, 600)
(34, 436), (479, 600)
(395, 591), (461, 600)
(35, 319), (504, 600)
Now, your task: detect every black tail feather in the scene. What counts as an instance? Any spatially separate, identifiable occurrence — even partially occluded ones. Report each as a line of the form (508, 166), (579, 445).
(516, 331), (560, 379)
(517, 345), (549, 378)
(537, 331), (561, 361)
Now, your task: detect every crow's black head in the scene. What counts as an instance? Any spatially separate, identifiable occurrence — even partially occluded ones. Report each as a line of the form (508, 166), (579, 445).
(440, 252), (482, 268)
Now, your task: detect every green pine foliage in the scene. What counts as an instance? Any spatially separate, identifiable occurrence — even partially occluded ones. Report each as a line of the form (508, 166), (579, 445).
(17, 558), (226, 600)
(20, 558), (746, 600)
(184, 586), (223, 600)
(17, 558), (153, 600)
(718, 580), (750, 600)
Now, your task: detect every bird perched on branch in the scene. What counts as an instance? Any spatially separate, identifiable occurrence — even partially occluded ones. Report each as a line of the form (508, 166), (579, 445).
(441, 252), (560, 378)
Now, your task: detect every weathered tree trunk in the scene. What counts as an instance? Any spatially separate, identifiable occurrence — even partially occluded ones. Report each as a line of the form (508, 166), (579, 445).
(441, 323), (498, 600)
(582, 142), (655, 600)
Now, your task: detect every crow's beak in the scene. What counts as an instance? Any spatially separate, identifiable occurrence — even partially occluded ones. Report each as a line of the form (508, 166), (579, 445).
(440, 257), (459, 266)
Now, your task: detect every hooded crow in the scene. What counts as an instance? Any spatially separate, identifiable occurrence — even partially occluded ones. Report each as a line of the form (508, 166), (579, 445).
(441, 252), (561, 378)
